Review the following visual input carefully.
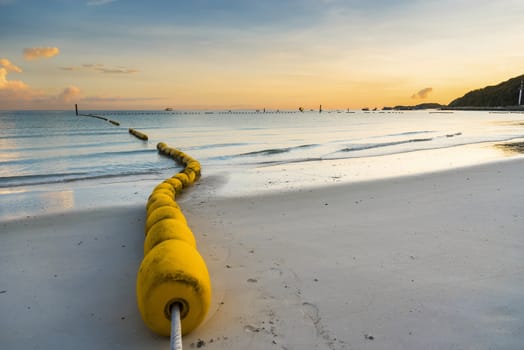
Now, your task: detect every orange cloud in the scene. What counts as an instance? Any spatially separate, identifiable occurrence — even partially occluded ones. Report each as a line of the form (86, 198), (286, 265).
(59, 63), (138, 74)
(0, 57), (149, 109)
(0, 67), (43, 103)
(23, 47), (60, 60)
(57, 86), (82, 102)
(0, 59), (82, 109)
(0, 58), (22, 72)
(0, 59), (29, 93)
(411, 87), (433, 99)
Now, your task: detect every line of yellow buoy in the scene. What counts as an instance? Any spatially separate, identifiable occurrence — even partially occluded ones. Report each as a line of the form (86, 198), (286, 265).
(136, 142), (211, 338)
(78, 113), (120, 126)
(74, 104), (209, 343)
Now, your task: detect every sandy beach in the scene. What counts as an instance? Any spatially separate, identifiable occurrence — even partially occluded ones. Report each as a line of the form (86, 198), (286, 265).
(1, 158), (523, 349)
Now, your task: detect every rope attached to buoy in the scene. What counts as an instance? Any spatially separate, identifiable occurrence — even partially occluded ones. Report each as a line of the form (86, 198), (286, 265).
(76, 110), (121, 127)
(170, 303), (183, 350)
(136, 143), (210, 349)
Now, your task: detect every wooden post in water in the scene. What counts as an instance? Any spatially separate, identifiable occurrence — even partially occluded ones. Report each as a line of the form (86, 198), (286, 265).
(75, 104), (79, 116)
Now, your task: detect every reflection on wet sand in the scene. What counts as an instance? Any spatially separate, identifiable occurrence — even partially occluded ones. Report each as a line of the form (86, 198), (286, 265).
(0, 189), (74, 220)
(496, 141), (524, 155)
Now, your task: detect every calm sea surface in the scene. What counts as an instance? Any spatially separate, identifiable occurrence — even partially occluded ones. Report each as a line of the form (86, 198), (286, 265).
(1, 109), (523, 219)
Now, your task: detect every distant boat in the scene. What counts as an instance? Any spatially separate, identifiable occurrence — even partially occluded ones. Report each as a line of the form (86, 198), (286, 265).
(164, 108), (173, 111)
(362, 107), (370, 111)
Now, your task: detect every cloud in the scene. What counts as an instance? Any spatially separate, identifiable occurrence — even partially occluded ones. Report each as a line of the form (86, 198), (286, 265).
(0, 57), (147, 109)
(0, 58), (22, 72)
(82, 96), (163, 103)
(411, 87), (433, 99)
(0, 58), (27, 92)
(0, 67), (44, 104)
(99, 67), (138, 74)
(82, 63), (103, 68)
(87, 0), (116, 6)
(57, 86), (82, 102)
(23, 47), (60, 60)
(59, 63), (138, 74)
(0, 58), (83, 108)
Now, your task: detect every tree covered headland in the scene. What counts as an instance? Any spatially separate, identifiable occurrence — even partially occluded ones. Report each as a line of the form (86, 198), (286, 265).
(449, 75), (524, 108)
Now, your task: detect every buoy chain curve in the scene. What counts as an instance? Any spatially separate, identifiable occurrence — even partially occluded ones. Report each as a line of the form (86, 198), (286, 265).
(78, 112), (120, 126)
(136, 142), (211, 339)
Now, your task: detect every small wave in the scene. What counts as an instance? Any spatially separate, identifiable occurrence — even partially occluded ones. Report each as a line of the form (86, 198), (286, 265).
(0, 140), (131, 153)
(0, 172), (88, 188)
(0, 168), (169, 188)
(237, 144), (318, 157)
(0, 129), (123, 140)
(99, 149), (157, 157)
(187, 142), (249, 150)
(340, 138), (433, 152)
(0, 149), (157, 167)
(238, 127), (264, 131)
(384, 131), (435, 137)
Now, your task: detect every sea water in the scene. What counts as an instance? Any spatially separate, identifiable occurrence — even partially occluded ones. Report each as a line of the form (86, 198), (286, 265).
(1, 109), (523, 220)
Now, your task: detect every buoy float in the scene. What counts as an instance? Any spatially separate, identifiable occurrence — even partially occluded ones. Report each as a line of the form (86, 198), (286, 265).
(136, 143), (210, 348)
(129, 128), (149, 141)
(136, 239), (211, 336)
(144, 219), (196, 255)
(145, 205), (188, 232)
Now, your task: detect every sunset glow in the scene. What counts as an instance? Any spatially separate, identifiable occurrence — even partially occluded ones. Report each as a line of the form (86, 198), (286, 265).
(1, 0), (523, 110)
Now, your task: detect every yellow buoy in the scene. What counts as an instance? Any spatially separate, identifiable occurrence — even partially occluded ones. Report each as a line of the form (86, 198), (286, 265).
(173, 173), (190, 187)
(152, 183), (175, 195)
(136, 240), (212, 336)
(164, 178), (183, 193)
(183, 169), (196, 183)
(146, 198), (180, 216)
(145, 205), (187, 232)
(186, 161), (201, 171)
(157, 142), (167, 151)
(144, 218), (196, 255)
(137, 142), (211, 342)
(146, 193), (176, 211)
(149, 188), (175, 199)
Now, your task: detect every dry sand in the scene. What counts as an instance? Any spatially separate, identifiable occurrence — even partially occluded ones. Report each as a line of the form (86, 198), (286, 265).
(1, 159), (523, 349)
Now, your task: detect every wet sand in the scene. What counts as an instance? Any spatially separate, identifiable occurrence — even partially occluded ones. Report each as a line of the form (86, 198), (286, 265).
(1, 158), (524, 349)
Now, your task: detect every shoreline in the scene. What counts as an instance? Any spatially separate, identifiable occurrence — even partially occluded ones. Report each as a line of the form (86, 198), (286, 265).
(214, 141), (522, 198)
(1, 157), (523, 349)
(1, 134), (523, 221)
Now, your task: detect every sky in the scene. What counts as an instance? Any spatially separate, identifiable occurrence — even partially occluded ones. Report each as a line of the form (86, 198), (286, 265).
(1, 0), (524, 110)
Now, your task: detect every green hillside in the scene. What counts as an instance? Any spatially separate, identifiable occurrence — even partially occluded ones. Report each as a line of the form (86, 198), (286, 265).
(449, 75), (524, 107)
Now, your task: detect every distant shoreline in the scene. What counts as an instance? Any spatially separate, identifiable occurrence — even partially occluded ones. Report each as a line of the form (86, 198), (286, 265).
(383, 103), (524, 112)
(441, 106), (524, 112)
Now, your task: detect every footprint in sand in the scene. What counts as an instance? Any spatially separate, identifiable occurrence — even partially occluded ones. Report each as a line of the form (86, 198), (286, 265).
(265, 266), (283, 279)
(244, 324), (261, 333)
(301, 302), (343, 350)
(302, 302), (320, 324)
